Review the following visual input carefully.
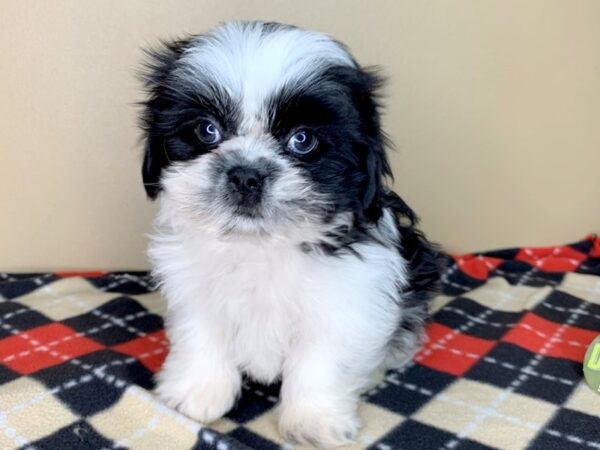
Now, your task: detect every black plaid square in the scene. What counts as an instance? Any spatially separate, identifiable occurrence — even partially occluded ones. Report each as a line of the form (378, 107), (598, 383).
(366, 365), (455, 416)
(0, 302), (52, 339)
(434, 297), (521, 340)
(532, 290), (600, 332)
(578, 258), (600, 276)
(62, 297), (163, 346)
(529, 408), (600, 449)
(0, 274), (58, 300)
(0, 364), (20, 386)
(480, 248), (520, 260)
(194, 429), (253, 450)
(442, 265), (485, 296)
(226, 380), (280, 424)
(88, 272), (154, 295)
(27, 420), (114, 450)
(226, 428), (280, 450)
(369, 420), (496, 450)
(465, 343), (580, 405)
(86, 348), (156, 390)
(494, 261), (565, 287)
(31, 351), (129, 417)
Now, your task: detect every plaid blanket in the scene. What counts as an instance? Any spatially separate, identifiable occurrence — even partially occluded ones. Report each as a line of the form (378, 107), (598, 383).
(1, 237), (599, 450)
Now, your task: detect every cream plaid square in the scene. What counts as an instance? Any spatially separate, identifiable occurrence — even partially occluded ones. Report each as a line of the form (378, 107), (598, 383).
(414, 379), (557, 450)
(565, 383), (600, 417)
(558, 273), (600, 304)
(209, 418), (239, 435)
(15, 278), (118, 321)
(0, 378), (78, 448)
(243, 402), (403, 450)
(90, 386), (200, 450)
(430, 294), (454, 314)
(131, 292), (167, 317)
(464, 278), (553, 312)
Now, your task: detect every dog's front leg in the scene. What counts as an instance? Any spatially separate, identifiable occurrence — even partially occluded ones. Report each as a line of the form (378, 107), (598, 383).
(155, 313), (241, 423)
(276, 302), (394, 448)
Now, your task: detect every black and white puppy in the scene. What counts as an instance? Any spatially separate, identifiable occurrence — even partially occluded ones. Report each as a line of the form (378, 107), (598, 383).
(140, 21), (441, 448)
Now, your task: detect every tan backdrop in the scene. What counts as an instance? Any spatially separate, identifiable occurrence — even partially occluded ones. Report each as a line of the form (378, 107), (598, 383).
(1, 1), (599, 271)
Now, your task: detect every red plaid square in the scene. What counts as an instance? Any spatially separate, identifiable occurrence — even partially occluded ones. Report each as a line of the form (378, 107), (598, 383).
(55, 271), (107, 278)
(415, 323), (496, 376)
(515, 246), (587, 272)
(0, 323), (104, 375)
(502, 312), (597, 362)
(112, 330), (168, 372)
(452, 255), (503, 280)
(590, 236), (600, 257)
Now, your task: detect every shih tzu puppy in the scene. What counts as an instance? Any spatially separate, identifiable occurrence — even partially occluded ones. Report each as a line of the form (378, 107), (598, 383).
(139, 21), (441, 448)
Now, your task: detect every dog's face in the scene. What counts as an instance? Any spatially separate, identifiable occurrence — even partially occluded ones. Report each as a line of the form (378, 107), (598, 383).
(141, 22), (390, 241)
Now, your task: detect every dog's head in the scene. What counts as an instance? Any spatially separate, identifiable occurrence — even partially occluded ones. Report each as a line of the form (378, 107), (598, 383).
(140, 21), (390, 242)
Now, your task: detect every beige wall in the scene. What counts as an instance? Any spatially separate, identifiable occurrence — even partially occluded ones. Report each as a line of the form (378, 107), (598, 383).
(1, 1), (599, 271)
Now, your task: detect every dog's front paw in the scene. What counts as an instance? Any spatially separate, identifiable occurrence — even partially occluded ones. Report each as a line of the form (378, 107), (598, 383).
(155, 369), (241, 423)
(277, 399), (361, 448)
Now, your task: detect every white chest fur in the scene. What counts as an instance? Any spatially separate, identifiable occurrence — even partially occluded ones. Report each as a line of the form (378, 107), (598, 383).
(149, 206), (408, 385)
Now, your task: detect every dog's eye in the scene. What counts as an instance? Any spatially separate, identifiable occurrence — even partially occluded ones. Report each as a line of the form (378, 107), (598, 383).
(286, 130), (318, 155)
(195, 119), (222, 145)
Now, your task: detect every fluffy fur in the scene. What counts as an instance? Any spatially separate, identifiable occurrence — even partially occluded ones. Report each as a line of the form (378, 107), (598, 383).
(139, 21), (441, 448)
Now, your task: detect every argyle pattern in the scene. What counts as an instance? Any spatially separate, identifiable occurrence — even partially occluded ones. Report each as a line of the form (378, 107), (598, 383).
(1, 237), (599, 450)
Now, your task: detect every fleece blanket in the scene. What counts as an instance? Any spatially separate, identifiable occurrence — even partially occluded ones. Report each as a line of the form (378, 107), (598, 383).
(1, 237), (599, 450)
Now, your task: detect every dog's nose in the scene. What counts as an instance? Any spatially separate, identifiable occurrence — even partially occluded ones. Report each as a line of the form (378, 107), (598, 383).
(227, 166), (264, 192)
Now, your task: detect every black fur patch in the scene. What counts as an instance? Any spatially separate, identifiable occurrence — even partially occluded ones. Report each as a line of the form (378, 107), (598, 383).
(139, 38), (239, 198)
(267, 65), (390, 224)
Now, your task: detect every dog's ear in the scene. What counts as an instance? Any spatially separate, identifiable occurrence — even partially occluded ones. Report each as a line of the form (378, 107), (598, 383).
(352, 69), (391, 222)
(139, 38), (191, 199)
(141, 137), (168, 199)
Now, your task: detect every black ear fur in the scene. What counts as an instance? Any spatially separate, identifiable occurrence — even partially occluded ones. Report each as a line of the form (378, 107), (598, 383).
(139, 38), (192, 199)
(142, 138), (169, 199)
(352, 69), (392, 222)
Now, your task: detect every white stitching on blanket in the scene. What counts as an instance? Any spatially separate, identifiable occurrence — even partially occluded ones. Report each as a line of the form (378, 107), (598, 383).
(440, 262), (472, 293)
(0, 413), (32, 449)
(90, 309), (168, 346)
(113, 414), (160, 448)
(100, 274), (154, 292)
(1, 286), (112, 322)
(428, 343), (482, 360)
(493, 269), (561, 287)
(241, 381), (278, 404)
(542, 302), (600, 321)
(0, 273), (17, 282)
(366, 349), (575, 401)
(545, 429), (600, 449)
(517, 322), (588, 347)
(481, 356), (574, 386)
(0, 290), (93, 322)
(2, 306), (32, 321)
(440, 306), (515, 328)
